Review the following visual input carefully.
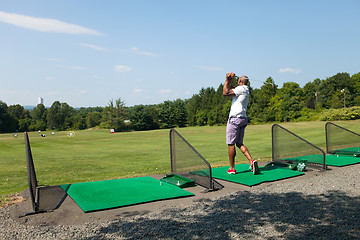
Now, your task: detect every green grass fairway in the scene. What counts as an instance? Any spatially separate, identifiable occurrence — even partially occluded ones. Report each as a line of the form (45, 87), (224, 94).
(1, 120), (360, 206)
(60, 176), (194, 212)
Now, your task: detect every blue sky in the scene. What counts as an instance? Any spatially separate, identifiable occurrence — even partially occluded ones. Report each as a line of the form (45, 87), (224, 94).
(1, 1), (359, 107)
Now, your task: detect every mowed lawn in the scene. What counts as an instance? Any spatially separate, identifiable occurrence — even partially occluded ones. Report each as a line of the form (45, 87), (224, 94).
(1, 120), (360, 205)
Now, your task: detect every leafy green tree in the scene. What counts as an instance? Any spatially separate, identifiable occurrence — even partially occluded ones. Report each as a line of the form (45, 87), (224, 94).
(7, 104), (31, 131)
(186, 94), (201, 126)
(186, 85), (229, 126)
(77, 106), (103, 115)
(272, 82), (304, 122)
(47, 101), (61, 130)
(318, 72), (352, 108)
(172, 99), (187, 127)
(72, 115), (87, 130)
(351, 72), (360, 106)
(195, 110), (207, 126)
(86, 112), (102, 128)
(331, 91), (345, 109)
(213, 84), (231, 125)
(160, 99), (188, 128)
(248, 77), (277, 123)
(130, 105), (159, 130)
(31, 104), (47, 121)
(46, 101), (75, 130)
(158, 100), (176, 128)
(18, 118), (32, 132)
(303, 78), (321, 109)
(8, 104), (30, 120)
(0, 101), (16, 133)
(101, 98), (128, 131)
(30, 104), (47, 131)
(60, 102), (75, 129)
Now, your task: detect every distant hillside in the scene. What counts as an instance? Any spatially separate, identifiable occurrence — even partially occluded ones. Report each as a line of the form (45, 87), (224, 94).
(24, 106), (36, 110)
(24, 105), (78, 110)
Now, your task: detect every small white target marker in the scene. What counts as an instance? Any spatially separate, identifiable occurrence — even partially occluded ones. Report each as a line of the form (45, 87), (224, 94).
(67, 131), (75, 137)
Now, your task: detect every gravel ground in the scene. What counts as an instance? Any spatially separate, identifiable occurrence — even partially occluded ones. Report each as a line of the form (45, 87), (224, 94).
(1, 164), (359, 240)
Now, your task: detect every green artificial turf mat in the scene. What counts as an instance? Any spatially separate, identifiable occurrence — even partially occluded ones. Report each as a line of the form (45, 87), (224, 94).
(60, 176), (194, 212)
(332, 147), (360, 156)
(160, 174), (195, 188)
(286, 154), (360, 167)
(211, 164), (304, 186)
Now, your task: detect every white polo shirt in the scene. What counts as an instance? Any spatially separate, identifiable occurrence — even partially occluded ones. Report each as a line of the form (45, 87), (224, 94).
(229, 85), (249, 118)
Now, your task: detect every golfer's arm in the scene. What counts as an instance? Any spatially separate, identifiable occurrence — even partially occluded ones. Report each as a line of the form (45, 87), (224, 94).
(223, 81), (235, 96)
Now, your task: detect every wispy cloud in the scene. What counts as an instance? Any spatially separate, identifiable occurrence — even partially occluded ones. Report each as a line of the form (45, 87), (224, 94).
(57, 65), (86, 70)
(92, 75), (105, 80)
(78, 43), (107, 51)
(114, 65), (132, 73)
(0, 11), (103, 35)
(195, 65), (224, 71)
(117, 47), (159, 56)
(132, 88), (146, 94)
(279, 68), (301, 74)
(44, 76), (55, 81)
(68, 65), (86, 70)
(159, 89), (172, 94)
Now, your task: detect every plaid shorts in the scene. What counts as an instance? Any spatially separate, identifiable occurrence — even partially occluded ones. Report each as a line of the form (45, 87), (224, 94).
(226, 117), (248, 145)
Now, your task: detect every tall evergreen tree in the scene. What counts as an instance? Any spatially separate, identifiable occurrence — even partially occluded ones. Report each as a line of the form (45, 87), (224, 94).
(130, 105), (159, 130)
(101, 98), (127, 131)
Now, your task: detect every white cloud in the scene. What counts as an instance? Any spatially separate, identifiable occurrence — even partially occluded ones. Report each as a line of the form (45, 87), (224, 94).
(159, 89), (172, 94)
(78, 43), (107, 51)
(0, 11), (103, 35)
(92, 75), (105, 80)
(279, 68), (301, 74)
(133, 88), (146, 94)
(58, 65), (86, 70)
(195, 65), (224, 71)
(114, 65), (132, 73)
(117, 47), (159, 56)
(68, 66), (86, 70)
(45, 76), (55, 81)
(135, 50), (158, 56)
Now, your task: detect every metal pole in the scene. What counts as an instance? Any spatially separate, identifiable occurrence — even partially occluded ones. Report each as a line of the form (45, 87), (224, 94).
(341, 89), (346, 108)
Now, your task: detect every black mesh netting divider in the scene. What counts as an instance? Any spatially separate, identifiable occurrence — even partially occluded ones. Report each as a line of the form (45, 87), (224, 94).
(272, 124), (326, 169)
(169, 129), (222, 191)
(21, 132), (67, 217)
(325, 122), (360, 155)
(24, 131), (38, 212)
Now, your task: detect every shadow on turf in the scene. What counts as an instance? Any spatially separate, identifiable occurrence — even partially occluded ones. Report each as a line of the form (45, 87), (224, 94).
(81, 190), (359, 240)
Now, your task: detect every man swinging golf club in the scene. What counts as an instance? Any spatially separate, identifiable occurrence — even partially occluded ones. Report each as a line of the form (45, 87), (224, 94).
(223, 72), (260, 175)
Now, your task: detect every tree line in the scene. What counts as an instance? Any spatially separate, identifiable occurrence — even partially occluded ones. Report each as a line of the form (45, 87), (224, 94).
(1, 72), (359, 133)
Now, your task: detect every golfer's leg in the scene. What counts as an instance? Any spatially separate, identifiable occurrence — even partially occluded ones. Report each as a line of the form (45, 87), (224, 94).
(237, 143), (254, 163)
(228, 144), (236, 169)
(226, 118), (238, 170)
